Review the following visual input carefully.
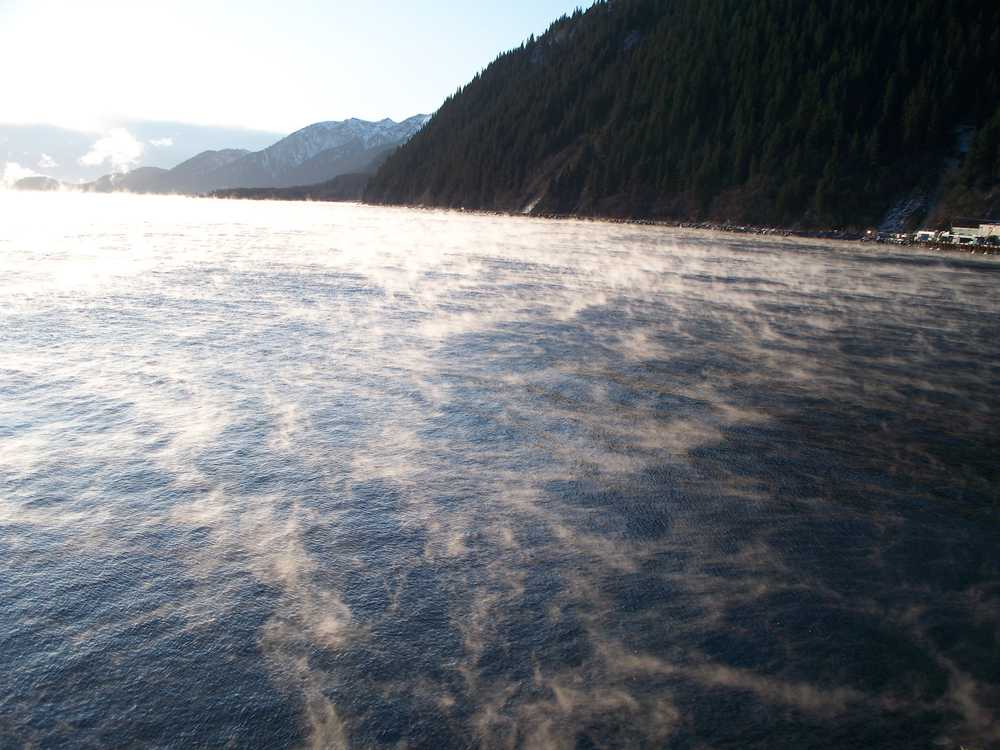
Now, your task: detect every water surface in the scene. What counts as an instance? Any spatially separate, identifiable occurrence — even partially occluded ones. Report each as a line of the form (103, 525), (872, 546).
(1, 193), (998, 748)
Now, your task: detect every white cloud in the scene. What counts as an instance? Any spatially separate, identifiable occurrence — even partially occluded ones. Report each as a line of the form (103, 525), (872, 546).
(79, 128), (144, 172)
(38, 153), (59, 169)
(149, 137), (174, 148)
(1, 161), (41, 187)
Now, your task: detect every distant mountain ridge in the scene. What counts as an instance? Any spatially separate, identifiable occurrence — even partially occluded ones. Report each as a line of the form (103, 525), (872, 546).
(14, 115), (430, 196)
(189, 115), (429, 193)
(86, 167), (169, 194)
(1, 122), (283, 185)
(164, 149), (251, 193)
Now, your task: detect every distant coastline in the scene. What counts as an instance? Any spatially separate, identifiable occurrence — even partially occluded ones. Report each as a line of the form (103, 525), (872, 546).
(11, 184), (998, 258)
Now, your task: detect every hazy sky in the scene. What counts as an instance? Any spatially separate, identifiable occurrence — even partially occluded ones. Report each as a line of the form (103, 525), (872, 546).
(0, 0), (588, 133)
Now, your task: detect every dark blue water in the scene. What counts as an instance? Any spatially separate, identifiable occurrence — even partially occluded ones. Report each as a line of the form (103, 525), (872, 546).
(1, 194), (998, 749)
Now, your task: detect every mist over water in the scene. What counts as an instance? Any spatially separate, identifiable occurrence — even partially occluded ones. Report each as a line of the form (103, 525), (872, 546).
(1, 192), (998, 749)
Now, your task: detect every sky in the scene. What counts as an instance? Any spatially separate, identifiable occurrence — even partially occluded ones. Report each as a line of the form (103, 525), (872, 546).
(0, 0), (589, 134)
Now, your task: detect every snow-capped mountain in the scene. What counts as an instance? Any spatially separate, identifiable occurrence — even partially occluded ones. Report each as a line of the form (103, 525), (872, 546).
(180, 115), (431, 193)
(254, 116), (430, 178)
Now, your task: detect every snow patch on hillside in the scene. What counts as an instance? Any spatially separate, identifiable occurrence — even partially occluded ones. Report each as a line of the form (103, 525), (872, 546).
(253, 116), (431, 178)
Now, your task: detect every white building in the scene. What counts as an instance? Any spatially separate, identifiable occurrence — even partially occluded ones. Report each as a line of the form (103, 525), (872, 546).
(951, 223), (983, 238)
(951, 221), (1000, 239)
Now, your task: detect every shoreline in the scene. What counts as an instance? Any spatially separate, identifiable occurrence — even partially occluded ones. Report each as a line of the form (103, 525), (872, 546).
(7, 187), (999, 258)
(362, 200), (1000, 257)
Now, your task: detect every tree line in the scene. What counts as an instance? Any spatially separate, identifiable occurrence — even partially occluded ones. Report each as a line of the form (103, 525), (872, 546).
(366, 0), (1000, 228)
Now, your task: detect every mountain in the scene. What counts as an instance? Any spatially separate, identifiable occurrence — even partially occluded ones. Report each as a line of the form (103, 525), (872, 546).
(153, 149), (250, 193)
(82, 167), (169, 194)
(281, 140), (400, 188)
(60, 116), (430, 196)
(365, 0), (1000, 229)
(181, 115), (430, 193)
(1, 122), (283, 184)
(13, 176), (61, 191)
(54, 149), (250, 194)
(14, 167), (173, 194)
(207, 141), (403, 203)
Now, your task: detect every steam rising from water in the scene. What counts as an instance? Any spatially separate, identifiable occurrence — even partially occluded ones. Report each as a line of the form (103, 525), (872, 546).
(1, 192), (998, 748)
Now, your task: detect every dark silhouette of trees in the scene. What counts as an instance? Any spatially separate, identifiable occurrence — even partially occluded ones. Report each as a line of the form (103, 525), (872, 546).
(366, 0), (1000, 228)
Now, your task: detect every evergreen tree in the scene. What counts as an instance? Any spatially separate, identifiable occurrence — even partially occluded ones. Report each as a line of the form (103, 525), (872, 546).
(366, 0), (1000, 228)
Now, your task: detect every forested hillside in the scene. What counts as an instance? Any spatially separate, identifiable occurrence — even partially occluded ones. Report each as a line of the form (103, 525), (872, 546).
(366, 0), (1000, 228)
(208, 173), (371, 202)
